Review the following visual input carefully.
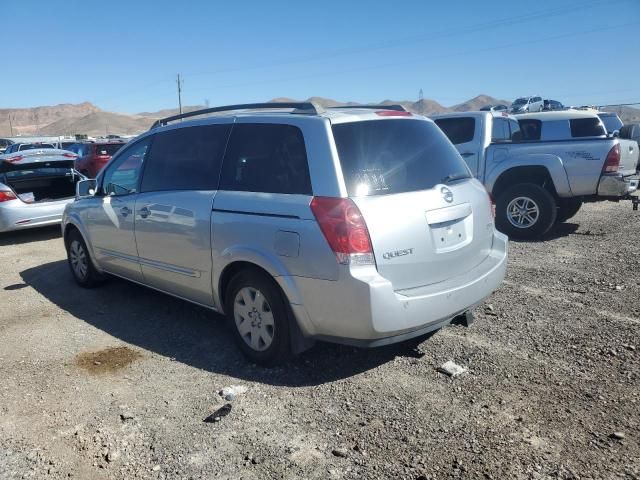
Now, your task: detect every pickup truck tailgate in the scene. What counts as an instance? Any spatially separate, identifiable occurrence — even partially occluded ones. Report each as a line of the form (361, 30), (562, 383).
(618, 139), (639, 174)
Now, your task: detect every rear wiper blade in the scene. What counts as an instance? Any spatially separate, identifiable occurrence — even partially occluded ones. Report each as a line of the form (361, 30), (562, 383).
(441, 173), (470, 184)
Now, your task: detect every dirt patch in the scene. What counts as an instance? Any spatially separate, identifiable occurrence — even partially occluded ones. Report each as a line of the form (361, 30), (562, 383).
(75, 346), (142, 374)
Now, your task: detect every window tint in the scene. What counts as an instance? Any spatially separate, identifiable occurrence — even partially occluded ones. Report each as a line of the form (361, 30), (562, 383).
(570, 118), (606, 137)
(141, 124), (231, 192)
(433, 117), (475, 144)
(219, 124), (311, 195)
(332, 119), (471, 197)
(19, 143), (54, 151)
(102, 137), (151, 196)
(519, 119), (542, 140)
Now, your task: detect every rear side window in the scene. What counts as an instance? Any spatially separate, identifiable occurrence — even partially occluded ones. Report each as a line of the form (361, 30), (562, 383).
(219, 124), (312, 195)
(332, 119), (471, 197)
(570, 118), (606, 137)
(433, 117), (475, 144)
(518, 119), (542, 140)
(491, 118), (510, 142)
(597, 114), (623, 134)
(141, 124), (231, 192)
(508, 120), (522, 141)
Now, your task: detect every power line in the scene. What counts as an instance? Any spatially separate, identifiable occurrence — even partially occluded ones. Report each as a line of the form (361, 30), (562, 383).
(184, 0), (626, 78)
(182, 22), (638, 98)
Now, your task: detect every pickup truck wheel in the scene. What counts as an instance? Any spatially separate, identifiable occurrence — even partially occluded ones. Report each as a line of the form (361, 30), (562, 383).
(556, 199), (582, 223)
(496, 183), (557, 239)
(226, 269), (292, 366)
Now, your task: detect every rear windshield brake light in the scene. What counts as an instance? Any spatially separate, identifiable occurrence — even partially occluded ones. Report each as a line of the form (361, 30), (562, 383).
(375, 110), (412, 117)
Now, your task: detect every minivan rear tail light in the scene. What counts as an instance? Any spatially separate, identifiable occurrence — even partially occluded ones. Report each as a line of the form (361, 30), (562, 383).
(6, 155), (23, 163)
(0, 190), (17, 202)
(603, 144), (621, 173)
(310, 197), (375, 266)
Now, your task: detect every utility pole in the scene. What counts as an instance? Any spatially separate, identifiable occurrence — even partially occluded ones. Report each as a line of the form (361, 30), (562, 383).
(8, 114), (14, 136)
(418, 88), (424, 115)
(177, 74), (184, 115)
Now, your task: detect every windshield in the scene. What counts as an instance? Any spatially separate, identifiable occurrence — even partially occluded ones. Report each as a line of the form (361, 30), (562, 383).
(512, 98), (528, 106)
(18, 143), (55, 151)
(597, 114), (624, 134)
(332, 119), (471, 196)
(4, 167), (74, 179)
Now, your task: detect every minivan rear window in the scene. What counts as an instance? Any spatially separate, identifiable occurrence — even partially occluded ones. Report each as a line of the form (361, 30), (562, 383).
(332, 119), (471, 196)
(95, 144), (124, 156)
(570, 118), (606, 137)
(433, 117), (475, 144)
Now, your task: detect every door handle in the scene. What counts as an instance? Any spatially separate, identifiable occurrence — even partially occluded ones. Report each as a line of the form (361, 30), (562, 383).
(139, 206), (151, 218)
(119, 206), (131, 217)
(460, 152), (474, 157)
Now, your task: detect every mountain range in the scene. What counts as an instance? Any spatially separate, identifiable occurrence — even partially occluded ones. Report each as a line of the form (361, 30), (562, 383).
(1, 95), (638, 137)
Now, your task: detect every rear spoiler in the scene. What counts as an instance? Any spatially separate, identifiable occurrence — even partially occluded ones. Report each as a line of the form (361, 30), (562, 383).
(0, 158), (76, 174)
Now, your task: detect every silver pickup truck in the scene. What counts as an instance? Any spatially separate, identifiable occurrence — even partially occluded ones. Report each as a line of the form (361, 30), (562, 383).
(432, 110), (639, 239)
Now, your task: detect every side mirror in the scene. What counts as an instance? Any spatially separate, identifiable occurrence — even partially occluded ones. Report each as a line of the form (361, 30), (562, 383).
(612, 130), (620, 138)
(76, 179), (97, 199)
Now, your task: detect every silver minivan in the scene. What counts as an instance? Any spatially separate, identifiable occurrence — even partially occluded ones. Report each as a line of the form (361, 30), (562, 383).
(510, 96), (544, 114)
(62, 102), (508, 365)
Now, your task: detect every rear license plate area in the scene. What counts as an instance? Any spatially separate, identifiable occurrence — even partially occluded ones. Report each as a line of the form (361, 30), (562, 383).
(430, 218), (471, 253)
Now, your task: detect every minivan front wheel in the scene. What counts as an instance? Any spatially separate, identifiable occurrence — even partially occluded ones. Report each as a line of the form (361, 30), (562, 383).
(226, 270), (291, 366)
(496, 183), (557, 239)
(65, 229), (104, 287)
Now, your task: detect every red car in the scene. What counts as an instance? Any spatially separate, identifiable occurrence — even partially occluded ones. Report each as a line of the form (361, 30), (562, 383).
(68, 141), (125, 178)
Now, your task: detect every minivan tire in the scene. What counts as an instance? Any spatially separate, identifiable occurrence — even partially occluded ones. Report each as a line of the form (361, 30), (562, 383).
(556, 198), (582, 223)
(65, 229), (105, 287)
(225, 269), (291, 366)
(496, 183), (557, 239)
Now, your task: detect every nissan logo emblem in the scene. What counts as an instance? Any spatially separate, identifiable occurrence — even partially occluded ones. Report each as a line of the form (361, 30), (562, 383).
(441, 186), (454, 203)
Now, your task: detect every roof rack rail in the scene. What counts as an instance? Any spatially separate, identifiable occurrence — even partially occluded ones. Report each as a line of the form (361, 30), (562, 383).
(150, 102), (324, 129)
(328, 104), (408, 112)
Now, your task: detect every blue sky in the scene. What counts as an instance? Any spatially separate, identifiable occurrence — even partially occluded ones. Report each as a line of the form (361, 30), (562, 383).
(3, 0), (639, 113)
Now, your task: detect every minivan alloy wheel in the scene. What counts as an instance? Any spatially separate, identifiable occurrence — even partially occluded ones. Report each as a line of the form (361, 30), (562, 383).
(233, 287), (275, 351)
(506, 196), (539, 228)
(69, 239), (88, 280)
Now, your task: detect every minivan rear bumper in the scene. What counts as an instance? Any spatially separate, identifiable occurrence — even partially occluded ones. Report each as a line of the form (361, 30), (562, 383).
(290, 231), (508, 346)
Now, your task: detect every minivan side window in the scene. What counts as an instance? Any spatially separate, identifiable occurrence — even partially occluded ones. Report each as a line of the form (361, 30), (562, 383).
(219, 124), (312, 195)
(141, 124), (232, 192)
(433, 117), (475, 145)
(101, 137), (152, 196)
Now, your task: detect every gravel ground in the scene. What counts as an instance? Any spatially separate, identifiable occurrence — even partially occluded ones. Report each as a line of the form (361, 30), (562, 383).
(0, 201), (639, 480)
